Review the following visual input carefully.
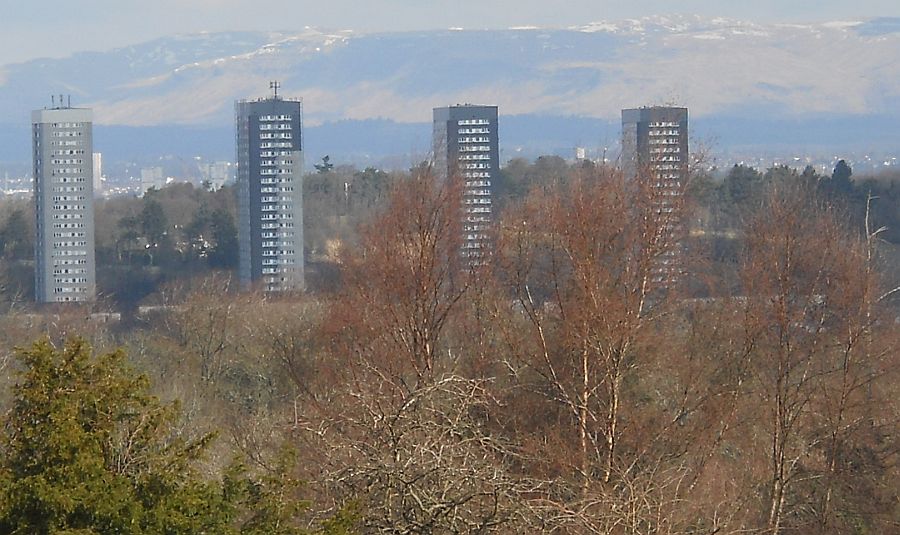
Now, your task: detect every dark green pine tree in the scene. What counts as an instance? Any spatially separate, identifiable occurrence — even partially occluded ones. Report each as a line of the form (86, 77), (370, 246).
(208, 208), (239, 270)
(0, 338), (357, 534)
(0, 339), (237, 534)
(140, 197), (168, 246)
(829, 159), (854, 196)
(0, 209), (33, 260)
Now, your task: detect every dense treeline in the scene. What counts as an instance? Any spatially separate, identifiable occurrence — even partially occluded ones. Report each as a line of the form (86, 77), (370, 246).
(0, 159), (897, 533)
(0, 158), (898, 306)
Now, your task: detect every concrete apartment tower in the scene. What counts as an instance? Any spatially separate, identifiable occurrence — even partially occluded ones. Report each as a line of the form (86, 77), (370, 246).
(621, 106), (689, 283)
(235, 83), (304, 292)
(433, 104), (499, 264)
(32, 100), (96, 303)
(621, 106), (688, 187)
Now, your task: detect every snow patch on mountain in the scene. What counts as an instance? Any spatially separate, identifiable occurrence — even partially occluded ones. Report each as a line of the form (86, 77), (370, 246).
(821, 21), (863, 30)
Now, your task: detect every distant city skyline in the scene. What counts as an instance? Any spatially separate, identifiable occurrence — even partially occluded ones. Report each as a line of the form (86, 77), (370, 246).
(1, 1), (899, 66)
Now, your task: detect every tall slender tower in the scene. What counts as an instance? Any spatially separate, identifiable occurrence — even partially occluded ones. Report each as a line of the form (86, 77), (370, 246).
(622, 106), (689, 284)
(32, 101), (96, 303)
(235, 84), (304, 292)
(433, 104), (499, 264)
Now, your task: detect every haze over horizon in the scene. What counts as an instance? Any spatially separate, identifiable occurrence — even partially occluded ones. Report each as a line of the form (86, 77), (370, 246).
(2, 4), (899, 166)
(2, 0), (899, 66)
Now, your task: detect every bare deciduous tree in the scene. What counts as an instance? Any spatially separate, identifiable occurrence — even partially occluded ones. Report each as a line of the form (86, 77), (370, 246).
(497, 164), (687, 489)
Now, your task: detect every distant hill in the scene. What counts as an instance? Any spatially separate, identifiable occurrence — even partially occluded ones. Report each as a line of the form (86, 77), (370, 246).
(1, 16), (899, 164)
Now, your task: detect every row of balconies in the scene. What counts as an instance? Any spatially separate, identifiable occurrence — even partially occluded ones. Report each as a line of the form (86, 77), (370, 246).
(51, 232), (86, 238)
(259, 133), (292, 139)
(261, 255), (297, 264)
(51, 186), (85, 193)
(53, 241), (88, 248)
(262, 240), (296, 248)
(259, 142), (293, 148)
(52, 286), (89, 294)
(52, 268), (87, 275)
(465, 189), (491, 197)
(53, 277), (89, 284)
(51, 249), (88, 257)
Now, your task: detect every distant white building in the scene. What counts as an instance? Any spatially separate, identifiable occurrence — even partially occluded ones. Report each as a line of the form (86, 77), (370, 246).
(140, 166), (166, 193)
(201, 161), (233, 190)
(92, 152), (103, 195)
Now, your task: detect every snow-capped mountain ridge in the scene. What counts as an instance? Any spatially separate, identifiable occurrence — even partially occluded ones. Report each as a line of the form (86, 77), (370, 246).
(0, 17), (897, 131)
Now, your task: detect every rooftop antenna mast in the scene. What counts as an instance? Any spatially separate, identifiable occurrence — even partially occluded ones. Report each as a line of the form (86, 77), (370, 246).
(270, 80), (281, 100)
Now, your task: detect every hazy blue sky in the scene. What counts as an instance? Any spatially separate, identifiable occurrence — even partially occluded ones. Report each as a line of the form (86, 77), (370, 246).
(2, 0), (898, 65)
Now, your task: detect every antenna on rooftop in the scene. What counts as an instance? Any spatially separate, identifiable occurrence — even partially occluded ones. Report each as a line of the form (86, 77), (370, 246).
(67, 94), (71, 108)
(51, 95), (56, 108)
(270, 80), (281, 100)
